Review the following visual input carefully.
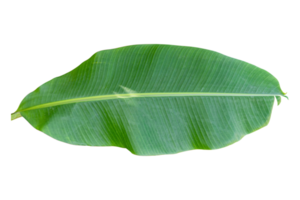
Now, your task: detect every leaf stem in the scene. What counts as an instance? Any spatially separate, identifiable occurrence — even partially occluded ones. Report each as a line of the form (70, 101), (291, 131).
(11, 112), (22, 121)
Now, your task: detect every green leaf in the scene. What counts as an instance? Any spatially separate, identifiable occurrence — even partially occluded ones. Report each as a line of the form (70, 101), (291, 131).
(11, 44), (286, 155)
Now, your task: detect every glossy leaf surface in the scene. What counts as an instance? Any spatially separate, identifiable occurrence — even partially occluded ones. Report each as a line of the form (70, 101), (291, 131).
(12, 44), (286, 155)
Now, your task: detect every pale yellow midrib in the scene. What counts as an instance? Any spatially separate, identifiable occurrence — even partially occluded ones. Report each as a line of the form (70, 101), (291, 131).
(11, 92), (280, 119)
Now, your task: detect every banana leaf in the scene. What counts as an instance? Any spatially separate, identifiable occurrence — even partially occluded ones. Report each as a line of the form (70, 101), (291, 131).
(11, 44), (286, 155)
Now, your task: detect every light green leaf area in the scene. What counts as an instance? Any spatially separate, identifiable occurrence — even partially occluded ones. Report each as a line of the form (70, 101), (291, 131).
(12, 44), (286, 155)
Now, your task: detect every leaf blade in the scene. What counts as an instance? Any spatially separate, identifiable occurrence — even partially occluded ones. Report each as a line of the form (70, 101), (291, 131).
(12, 44), (286, 155)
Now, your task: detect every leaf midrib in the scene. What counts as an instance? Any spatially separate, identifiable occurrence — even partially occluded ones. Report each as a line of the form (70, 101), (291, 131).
(12, 92), (281, 120)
